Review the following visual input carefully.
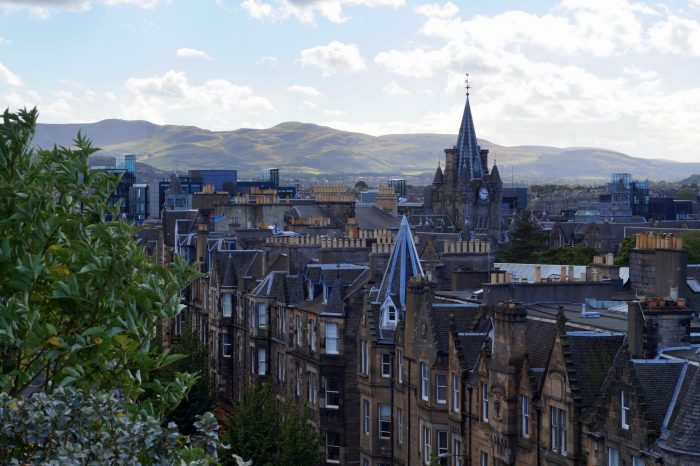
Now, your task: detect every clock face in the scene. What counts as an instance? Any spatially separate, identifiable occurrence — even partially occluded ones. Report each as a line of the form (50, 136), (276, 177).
(478, 186), (489, 201)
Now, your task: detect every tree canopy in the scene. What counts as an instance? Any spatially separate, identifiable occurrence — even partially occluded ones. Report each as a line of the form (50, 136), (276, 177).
(498, 210), (549, 263)
(223, 383), (321, 466)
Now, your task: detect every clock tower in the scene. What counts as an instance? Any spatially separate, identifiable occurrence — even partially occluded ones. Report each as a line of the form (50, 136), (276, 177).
(429, 84), (503, 243)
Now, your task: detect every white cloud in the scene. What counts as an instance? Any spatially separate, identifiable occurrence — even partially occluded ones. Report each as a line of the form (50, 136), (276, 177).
(0, 62), (23, 86)
(648, 14), (700, 56)
(240, 0), (404, 24)
(299, 100), (317, 110)
(176, 48), (213, 60)
(415, 1), (457, 18)
(299, 41), (366, 76)
(324, 109), (346, 116)
(287, 84), (323, 97)
(122, 69), (274, 129)
(257, 55), (279, 66)
(0, 37), (11, 45)
(0, 0), (169, 17)
(382, 81), (410, 96)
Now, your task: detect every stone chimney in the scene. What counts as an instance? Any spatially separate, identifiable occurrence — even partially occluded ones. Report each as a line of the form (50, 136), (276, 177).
(627, 297), (693, 359)
(494, 300), (528, 365)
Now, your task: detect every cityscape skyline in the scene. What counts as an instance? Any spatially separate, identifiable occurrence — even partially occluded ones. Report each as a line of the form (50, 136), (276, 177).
(1, 0), (700, 163)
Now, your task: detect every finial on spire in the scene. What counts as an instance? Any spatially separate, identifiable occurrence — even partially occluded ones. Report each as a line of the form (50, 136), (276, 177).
(464, 72), (470, 96)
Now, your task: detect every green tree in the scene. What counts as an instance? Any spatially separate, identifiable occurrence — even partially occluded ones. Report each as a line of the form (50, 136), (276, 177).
(681, 231), (700, 263)
(224, 383), (320, 466)
(0, 108), (197, 415)
(674, 187), (697, 201)
(615, 236), (635, 266)
(499, 210), (549, 263)
(354, 180), (369, 191)
(533, 245), (598, 266)
(163, 326), (217, 434)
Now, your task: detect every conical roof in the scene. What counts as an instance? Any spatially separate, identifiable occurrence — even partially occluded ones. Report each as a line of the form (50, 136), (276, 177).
(490, 163), (501, 184)
(376, 216), (424, 311)
(456, 95), (483, 180)
(433, 163), (444, 184)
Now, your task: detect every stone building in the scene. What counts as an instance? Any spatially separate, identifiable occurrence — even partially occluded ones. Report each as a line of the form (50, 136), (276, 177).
(427, 93), (503, 243)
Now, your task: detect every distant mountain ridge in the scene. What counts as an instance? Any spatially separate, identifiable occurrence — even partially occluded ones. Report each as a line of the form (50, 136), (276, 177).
(33, 119), (700, 182)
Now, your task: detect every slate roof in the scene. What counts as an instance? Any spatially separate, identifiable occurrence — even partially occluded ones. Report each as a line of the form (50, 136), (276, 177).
(429, 305), (481, 354)
(662, 365), (700, 454)
(211, 250), (261, 288)
(454, 333), (487, 372)
(433, 164), (444, 184)
(455, 94), (483, 180)
(251, 270), (287, 297)
(305, 263), (368, 286)
(563, 331), (625, 408)
(630, 360), (685, 433)
(375, 216), (424, 310)
(163, 210), (198, 247)
(354, 205), (401, 230)
(526, 320), (557, 370)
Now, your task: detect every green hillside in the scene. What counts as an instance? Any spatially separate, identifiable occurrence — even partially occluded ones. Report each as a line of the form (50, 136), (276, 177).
(33, 119), (700, 182)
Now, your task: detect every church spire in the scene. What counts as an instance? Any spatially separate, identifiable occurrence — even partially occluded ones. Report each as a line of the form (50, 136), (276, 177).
(376, 216), (424, 313)
(455, 74), (483, 180)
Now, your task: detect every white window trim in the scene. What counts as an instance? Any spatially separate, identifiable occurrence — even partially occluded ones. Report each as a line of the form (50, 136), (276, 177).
(621, 390), (630, 430)
(378, 403), (391, 439)
(421, 363), (429, 401)
(452, 373), (460, 413)
(257, 348), (266, 375)
(521, 395), (530, 438)
(436, 373), (447, 404)
(325, 322), (339, 355)
(222, 334), (232, 358)
(482, 384), (489, 423)
(381, 353), (391, 378)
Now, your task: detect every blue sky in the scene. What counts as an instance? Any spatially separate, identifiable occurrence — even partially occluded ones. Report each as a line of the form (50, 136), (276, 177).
(1, 0), (700, 162)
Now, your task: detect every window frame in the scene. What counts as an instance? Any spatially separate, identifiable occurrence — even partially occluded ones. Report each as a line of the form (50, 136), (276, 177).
(452, 373), (460, 412)
(397, 407), (404, 444)
(325, 322), (339, 354)
(481, 383), (489, 422)
(325, 431), (340, 464)
(422, 425), (432, 465)
(222, 292), (232, 318)
(608, 447), (619, 466)
(521, 395), (530, 438)
(360, 340), (369, 375)
(324, 376), (340, 409)
(397, 349), (404, 384)
(257, 348), (266, 375)
(363, 399), (370, 435)
(378, 403), (392, 439)
(436, 373), (447, 404)
(256, 302), (267, 328)
(222, 333), (232, 358)
(420, 362), (429, 401)
(381, 353), (392, 378)
(621, 390), (630, 430)
(437, 430), (448, 456)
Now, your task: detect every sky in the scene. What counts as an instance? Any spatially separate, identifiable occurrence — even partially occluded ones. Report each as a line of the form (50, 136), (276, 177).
(1, 0), (700, 163)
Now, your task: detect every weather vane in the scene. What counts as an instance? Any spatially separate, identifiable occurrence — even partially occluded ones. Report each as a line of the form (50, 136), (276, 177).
(464, 72), (470, 96)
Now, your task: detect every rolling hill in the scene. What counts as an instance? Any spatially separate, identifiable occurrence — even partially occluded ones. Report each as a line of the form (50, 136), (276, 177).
(33, 119), (700, 183)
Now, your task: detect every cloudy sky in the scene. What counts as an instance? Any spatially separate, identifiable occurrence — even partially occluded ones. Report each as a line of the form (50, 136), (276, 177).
(1, 0), (699, 162)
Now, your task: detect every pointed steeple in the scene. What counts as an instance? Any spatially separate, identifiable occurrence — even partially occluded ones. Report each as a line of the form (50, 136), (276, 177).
(432, 162), (444, 185)
(376, 216), (424, 313)
(455, 94), (483, 180)
(490, 163), (501, 184)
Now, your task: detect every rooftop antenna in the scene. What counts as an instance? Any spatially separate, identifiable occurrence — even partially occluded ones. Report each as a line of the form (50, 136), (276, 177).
(464, 72), (470, 97)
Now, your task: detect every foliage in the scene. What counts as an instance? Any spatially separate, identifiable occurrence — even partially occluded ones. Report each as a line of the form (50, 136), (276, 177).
(498, 210), (549, 263)
(223, 383), (321, 466)
(162, 327), (217, 435)
(354, 180), (369, 191)
(0, 387), (222, 465)
(533, 245), (598, 266)
(674, 187), (698, 201)
(680, 231), (700, 264)
(0, 108), (199, 416)
(615, 236), (635, 266)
